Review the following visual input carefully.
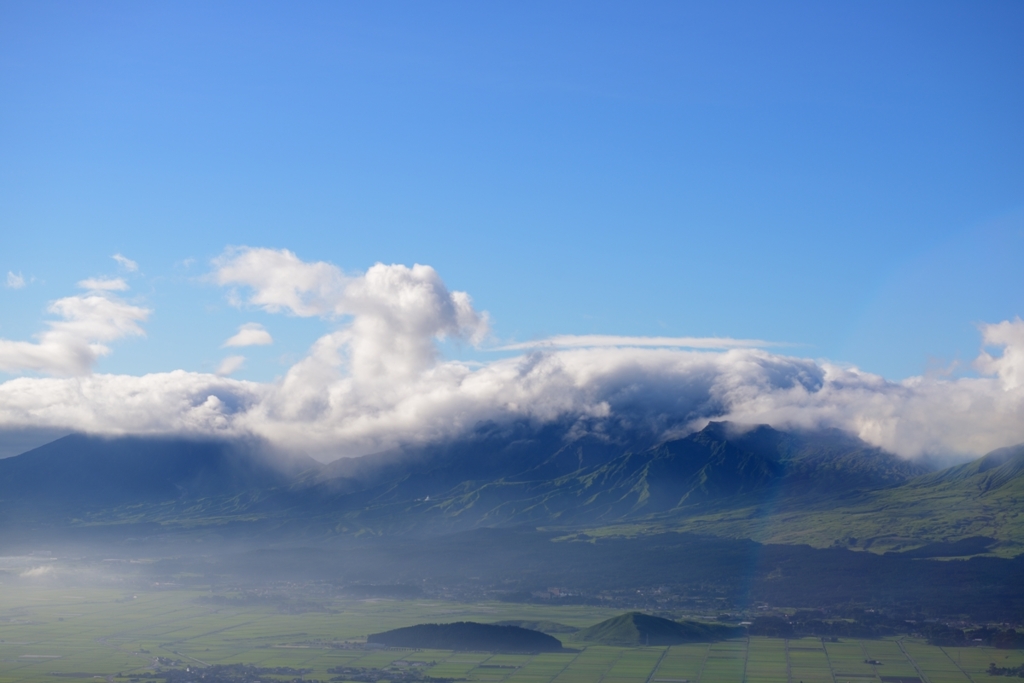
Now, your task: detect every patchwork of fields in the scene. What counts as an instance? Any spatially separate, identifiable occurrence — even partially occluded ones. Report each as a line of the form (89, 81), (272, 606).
(1, 589), (1021, 683)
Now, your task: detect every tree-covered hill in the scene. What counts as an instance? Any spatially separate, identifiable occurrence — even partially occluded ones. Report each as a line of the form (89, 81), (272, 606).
(366, 622), (564, 652)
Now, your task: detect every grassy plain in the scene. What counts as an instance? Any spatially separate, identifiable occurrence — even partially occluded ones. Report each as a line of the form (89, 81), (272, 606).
(0, 589), (1021, 683)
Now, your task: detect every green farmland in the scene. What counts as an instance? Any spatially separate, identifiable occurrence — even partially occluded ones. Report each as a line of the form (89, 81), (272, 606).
(1, 589), (1021, 683)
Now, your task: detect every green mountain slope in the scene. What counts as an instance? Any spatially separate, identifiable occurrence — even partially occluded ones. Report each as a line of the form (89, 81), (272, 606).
(608, 444), (1024, 556)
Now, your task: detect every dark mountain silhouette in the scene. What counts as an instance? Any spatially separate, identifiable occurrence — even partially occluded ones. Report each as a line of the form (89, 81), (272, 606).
(0, 433), (315, 517)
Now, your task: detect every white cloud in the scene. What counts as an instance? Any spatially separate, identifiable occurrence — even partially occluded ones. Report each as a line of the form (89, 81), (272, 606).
(112, 253), (138, 272)
(77, 277), (129, 292)
(214, 247), (347, 317)
(974, 318), (1024, 391)
(223, 323), (273, 348)
(215, 247), (489, 380)
(3, 338), (1023, 462)
(6, 272), (26, 289)
(1, 250), (1023, 463)
(0, 282), (150, 376)
(216, 355), (246, 376)
(499, 334), (784, 351)
(0, 371), (263, 438)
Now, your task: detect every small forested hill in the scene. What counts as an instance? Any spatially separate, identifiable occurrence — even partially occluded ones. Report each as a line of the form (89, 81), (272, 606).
(366, 622), (564, 652)
(574, 612), (741, 646)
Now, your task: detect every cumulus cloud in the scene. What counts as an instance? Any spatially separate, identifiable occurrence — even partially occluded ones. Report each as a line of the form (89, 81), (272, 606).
(0, 370), (263, 437)
(0, 280), (149, 376)
(0, 249), (1023, 463)
(2, 339), (1023, 462)
(6, 271), (26, 289)
(214, 247), (347, 316)
(216, 247), (489, 380)
(974, 318), (1024, 391)
(112, 253), (138, 272)
(223, 323), (273, 348)
(216, 355), (246, 376)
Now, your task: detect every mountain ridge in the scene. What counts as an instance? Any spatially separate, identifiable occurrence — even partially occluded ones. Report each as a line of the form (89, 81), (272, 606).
(1, 422), (1020, 555)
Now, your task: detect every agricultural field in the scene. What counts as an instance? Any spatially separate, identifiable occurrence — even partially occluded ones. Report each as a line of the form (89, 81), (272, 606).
(0, 589), (1021, 683)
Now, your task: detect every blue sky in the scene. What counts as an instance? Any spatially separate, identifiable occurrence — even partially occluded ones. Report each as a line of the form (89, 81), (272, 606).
(1, 2), (1023, 460)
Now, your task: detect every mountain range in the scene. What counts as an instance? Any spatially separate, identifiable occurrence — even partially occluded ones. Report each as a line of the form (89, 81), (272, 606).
(2, 420), (1022, 557)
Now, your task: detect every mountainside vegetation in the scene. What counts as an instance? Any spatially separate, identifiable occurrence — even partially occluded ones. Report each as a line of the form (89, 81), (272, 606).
(626, 440), (1024, 556)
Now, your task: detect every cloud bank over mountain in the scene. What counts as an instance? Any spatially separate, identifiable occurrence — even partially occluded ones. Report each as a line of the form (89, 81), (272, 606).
(1, 247), (1023, 462)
